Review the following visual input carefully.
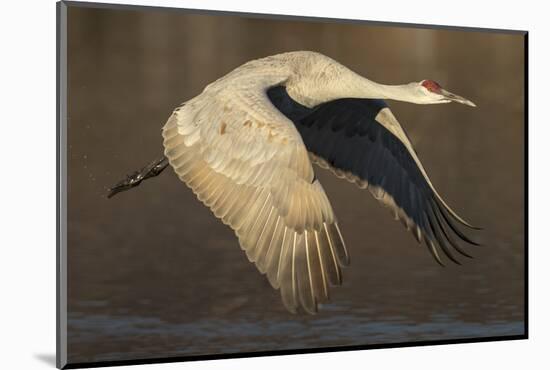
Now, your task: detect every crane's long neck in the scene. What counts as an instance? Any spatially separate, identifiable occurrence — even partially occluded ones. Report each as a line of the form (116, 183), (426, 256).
(342, 73), (420, 103)
(286, 61), (422, 107)
(371, 83), (420, 102)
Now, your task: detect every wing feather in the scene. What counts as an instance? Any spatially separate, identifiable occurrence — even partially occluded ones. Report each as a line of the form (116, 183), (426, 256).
(162, 77), (348, 314)
(267, 86), (479, 265)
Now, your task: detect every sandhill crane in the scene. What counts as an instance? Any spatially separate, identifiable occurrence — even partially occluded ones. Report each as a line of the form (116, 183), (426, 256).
(108, 51), (480, 314)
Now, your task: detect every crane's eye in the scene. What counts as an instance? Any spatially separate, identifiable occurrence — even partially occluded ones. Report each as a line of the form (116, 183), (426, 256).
(421, 80), (442, 93)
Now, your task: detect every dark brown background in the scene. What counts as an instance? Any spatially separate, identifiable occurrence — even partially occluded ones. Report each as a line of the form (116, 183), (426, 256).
(66, 5), (525, 364)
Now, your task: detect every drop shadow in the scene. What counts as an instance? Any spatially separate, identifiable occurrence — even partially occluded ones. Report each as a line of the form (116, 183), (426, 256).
(34, 353), (56, 367)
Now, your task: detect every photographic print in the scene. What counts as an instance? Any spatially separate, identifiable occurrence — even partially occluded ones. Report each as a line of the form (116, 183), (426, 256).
(57, 1), (527, 368)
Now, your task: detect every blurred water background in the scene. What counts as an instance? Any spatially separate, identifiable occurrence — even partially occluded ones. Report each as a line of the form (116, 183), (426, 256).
(66, 5), (525, 364)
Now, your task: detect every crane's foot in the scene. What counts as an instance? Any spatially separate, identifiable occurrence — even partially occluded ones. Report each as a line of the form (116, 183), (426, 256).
(107, 156), (169, 198)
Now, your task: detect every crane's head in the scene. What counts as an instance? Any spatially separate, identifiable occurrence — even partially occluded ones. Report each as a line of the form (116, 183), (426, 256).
(416, 80), (476, 107)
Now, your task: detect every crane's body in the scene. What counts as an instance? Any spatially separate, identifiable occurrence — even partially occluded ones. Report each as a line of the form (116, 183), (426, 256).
(109, 51), (479, 314)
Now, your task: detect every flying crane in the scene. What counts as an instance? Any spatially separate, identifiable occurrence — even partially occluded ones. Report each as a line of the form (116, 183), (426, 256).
(108, 51), (480, 314)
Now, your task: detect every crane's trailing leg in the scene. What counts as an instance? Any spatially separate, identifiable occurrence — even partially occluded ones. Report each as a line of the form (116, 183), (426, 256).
(107, 156), (169, 198)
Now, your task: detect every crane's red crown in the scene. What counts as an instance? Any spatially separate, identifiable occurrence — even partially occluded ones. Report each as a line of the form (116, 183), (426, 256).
(421, 80), (442, 93)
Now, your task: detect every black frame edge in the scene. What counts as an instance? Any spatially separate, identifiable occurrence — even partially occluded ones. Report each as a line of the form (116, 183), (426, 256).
(57, 1), (69, 369)
(523, 32), (529, 339)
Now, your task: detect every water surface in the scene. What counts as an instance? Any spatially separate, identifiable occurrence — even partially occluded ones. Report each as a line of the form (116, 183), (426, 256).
(66, 6), (525, 364)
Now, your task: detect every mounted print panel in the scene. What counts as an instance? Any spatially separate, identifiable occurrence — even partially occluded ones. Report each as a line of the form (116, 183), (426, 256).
(57, 1), (527, 368)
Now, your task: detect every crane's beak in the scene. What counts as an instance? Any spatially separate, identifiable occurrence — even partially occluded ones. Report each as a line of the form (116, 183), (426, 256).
(440, 89), (477, 107)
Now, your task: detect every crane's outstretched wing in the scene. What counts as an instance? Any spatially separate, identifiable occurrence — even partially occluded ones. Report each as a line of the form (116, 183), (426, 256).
(162, 76), (349, 314)
(268, 86), (479, 265)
